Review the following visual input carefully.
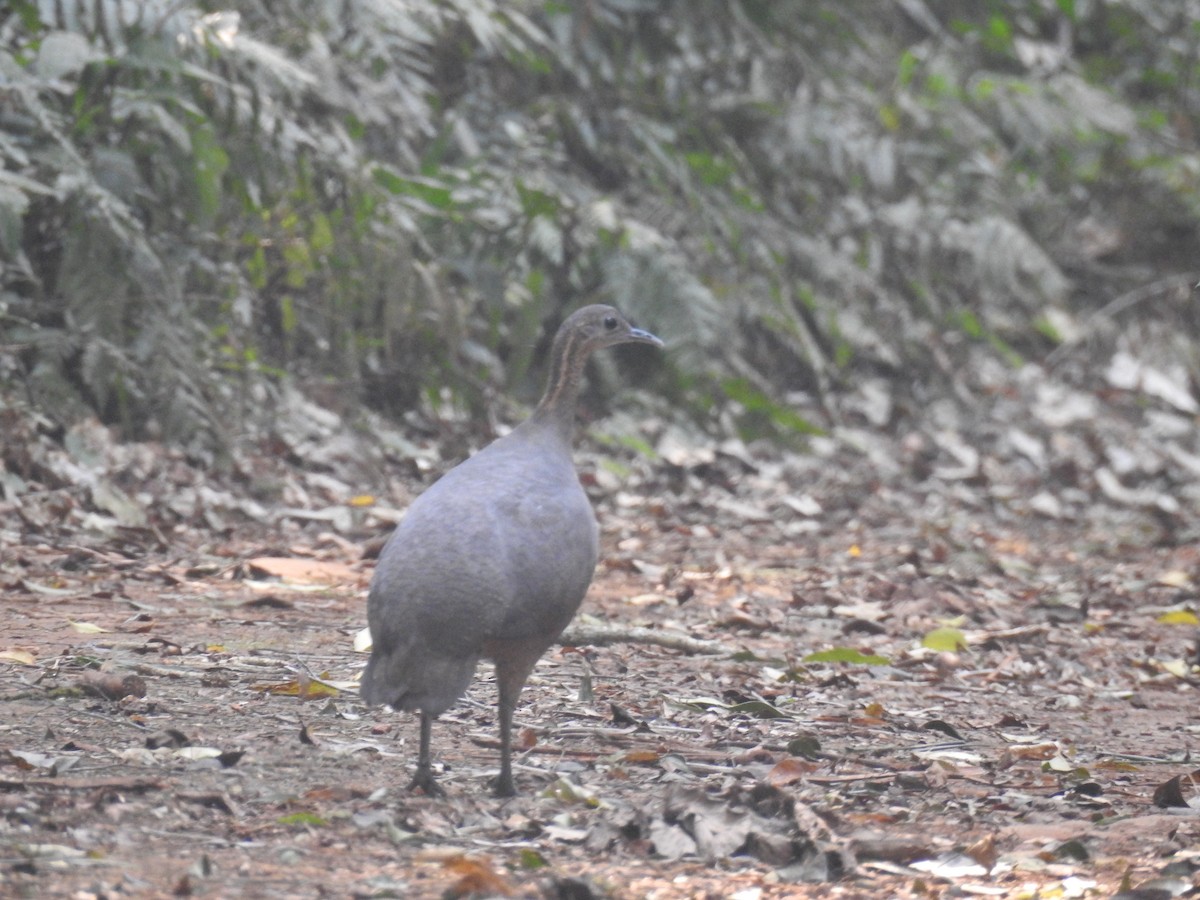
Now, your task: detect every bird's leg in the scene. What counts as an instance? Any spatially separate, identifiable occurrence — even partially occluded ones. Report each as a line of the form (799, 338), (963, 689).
(492, 660), (537, 798)
(407, 711), (445, 797)
(494, 689), (517, 798)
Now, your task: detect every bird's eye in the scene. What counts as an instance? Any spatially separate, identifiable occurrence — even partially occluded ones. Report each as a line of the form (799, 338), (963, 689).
(603, 315), (618, 331)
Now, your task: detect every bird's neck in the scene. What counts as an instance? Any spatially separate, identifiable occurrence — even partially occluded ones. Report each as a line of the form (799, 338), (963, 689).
(529, 328), (590, 442)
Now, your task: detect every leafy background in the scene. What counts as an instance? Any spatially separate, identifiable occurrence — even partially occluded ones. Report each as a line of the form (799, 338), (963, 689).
(3, 5), (1200, 895)
(1, 0), (1198, 453)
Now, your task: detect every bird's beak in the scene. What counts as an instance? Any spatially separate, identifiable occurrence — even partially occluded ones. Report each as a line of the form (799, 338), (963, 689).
(628, 327), (664, 348)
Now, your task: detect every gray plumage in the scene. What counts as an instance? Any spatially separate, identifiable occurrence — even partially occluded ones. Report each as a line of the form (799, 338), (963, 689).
(361, 305), (663, 796)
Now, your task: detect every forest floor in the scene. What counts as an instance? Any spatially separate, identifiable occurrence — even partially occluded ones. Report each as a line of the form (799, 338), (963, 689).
(2, 366), (1200, 899)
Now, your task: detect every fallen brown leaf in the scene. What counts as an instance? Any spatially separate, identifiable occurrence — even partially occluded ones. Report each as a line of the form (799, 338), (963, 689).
(765, 757), (816, 786)
(78, 670), (147, 700)
(443, 855), (517, 898)
(244, 556), (358, 585)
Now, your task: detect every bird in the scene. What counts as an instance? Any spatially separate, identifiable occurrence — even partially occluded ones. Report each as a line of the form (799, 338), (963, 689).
(361, 305), (663, 796)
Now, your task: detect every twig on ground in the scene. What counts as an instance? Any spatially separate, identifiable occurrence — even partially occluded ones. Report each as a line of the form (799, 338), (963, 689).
(558, 624), (726, 655)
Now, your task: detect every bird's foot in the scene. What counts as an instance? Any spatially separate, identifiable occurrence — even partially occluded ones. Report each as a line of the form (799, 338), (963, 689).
(490, 771), (517, 798)
(407, 768), (446, 797)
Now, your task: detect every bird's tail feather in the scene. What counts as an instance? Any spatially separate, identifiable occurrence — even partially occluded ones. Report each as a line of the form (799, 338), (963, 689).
(360, 646), (477, 717)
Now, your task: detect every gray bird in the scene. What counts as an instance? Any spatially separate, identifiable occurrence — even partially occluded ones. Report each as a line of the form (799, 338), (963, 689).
(361, 305), (663, 796)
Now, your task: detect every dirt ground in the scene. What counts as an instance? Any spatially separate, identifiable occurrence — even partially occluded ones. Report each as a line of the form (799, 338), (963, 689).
(3, 374), (1200, 899)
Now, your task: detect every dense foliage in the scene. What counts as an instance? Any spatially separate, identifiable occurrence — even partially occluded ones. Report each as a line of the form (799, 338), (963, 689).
(1, 0), (1198, 452)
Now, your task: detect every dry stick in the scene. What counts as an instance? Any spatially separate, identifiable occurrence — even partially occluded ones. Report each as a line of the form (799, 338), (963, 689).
(0, 776), (164, 791)
(129, 658), (305, 679)
(558, 624), (726, 655)
(1045, 272), (1200, 368)
(967, 624), (1049, 643)
(129, 663), (209, 680)
(469, 733), (735, 764)
(0, 690), (46, 701)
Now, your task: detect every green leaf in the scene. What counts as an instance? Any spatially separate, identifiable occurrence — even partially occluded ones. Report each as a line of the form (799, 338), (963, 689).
(1157, 610), (1199, 626)
(344, 112), (365, 140)
(510, 50), (552, 75)
(1032, 315), (1062, 343)
(597, 457), (632, 479)
(722, 378), (823, 437)
(972, 78), (997, 101)
(955, 310), (983, 339)
(803, 647), (890, 666)
(11, 0), (43, 31)
(525, 267), (545, 296)
(246, 244), (268, 290)
(516, 180), (559, 218)
(189, 124), (230, 223)
(726, 699), (789, 719)
(729, 649), (764, 663)
(310, 213), (334, 254)
(612, 433), (658, 459)
(541, 778), (599, 807)
(278, 812), (326, 827)
(518, 849), (548, 870)
(922, 627), (967, 652)
(372, 168), (454, 209)
(282, 241), (313, 288)
(684, 152), (734, 187)
(898, 49), (918, 87)
(986, 15), (1013, 52)
(279, 296), (297, 334)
